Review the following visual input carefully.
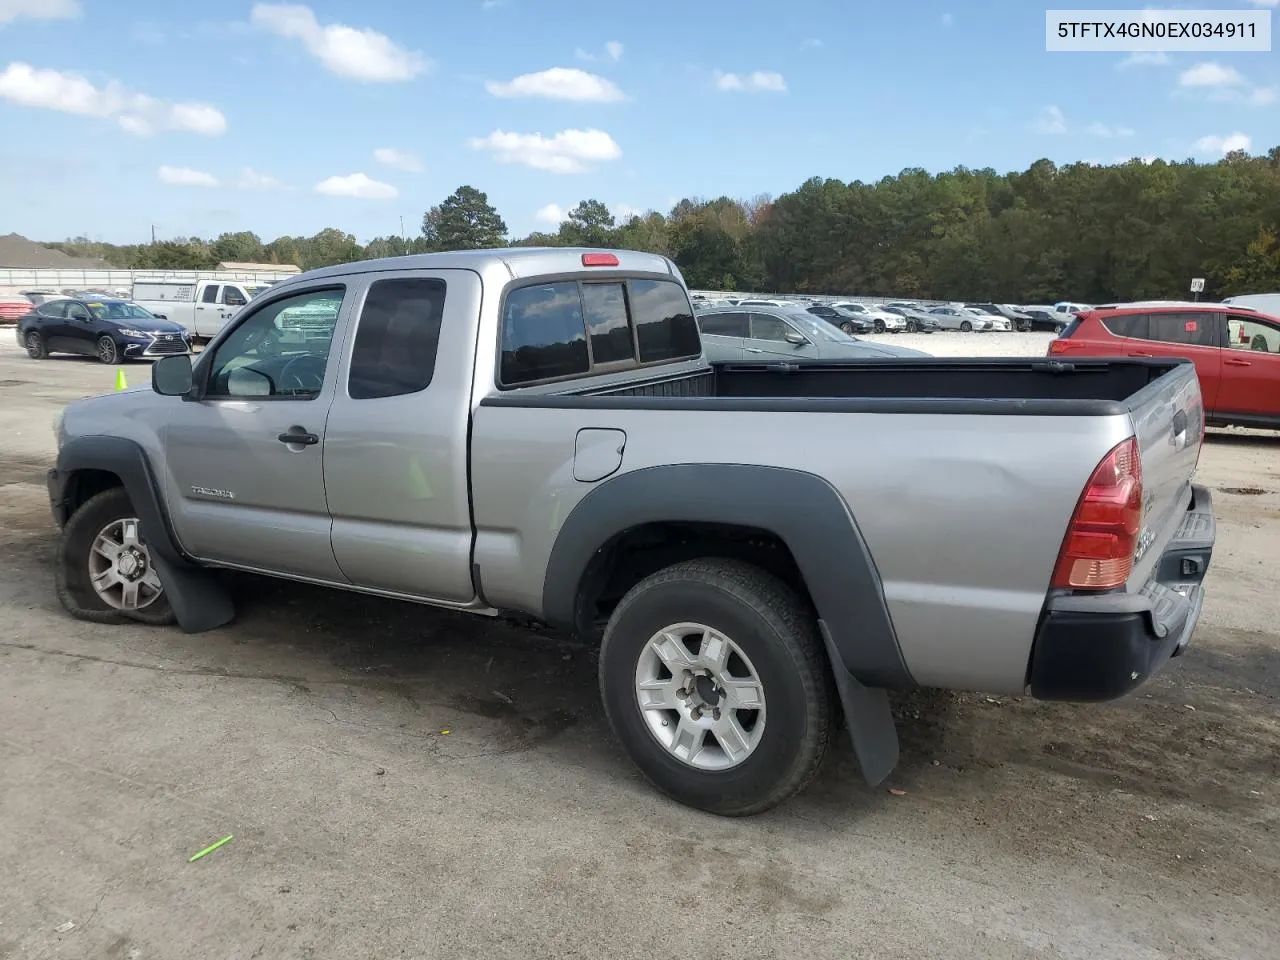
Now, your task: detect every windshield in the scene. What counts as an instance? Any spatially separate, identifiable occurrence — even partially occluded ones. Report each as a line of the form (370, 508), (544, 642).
(245, 285), (272, 299)
(85, 301), (156, 320)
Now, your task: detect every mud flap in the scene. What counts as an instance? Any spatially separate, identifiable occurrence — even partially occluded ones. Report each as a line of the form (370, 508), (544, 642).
(819, 621), (900, 785)
(149, 553), (236, 634)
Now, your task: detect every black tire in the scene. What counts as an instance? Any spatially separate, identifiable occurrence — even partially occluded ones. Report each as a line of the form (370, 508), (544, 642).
(599, 558), (835, 816)
(55, 487), (176, 626)
(873, 319), (886, 334)
(24, 330), (47, 359)
(959, 320), (972, 332)
(96, 335), (120, 365)
(839, 321), (855, 335)
(905, 320), (918, 333)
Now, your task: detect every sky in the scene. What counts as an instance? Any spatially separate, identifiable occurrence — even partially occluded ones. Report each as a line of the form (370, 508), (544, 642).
(0, 0), (1276, 245)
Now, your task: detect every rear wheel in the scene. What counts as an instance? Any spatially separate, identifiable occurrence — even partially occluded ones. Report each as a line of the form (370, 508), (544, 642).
(839, 321), (855, 335)
(55, 487), (176, 626)
(960, 320), (973, 332)
(24, 331), (47, 359)
(96, 335), (120, 364)
(873, 319), (886, 334)
(599, 558), (835, 816)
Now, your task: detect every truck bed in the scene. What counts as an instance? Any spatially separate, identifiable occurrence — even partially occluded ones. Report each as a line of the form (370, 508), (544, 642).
(489, 357), (1184, 415)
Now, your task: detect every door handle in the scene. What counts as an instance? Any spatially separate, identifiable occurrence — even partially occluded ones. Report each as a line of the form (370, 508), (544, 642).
(1225, 357), (1251, 367)
(277, 431), (319, 446)
(745, 348), (763, 354)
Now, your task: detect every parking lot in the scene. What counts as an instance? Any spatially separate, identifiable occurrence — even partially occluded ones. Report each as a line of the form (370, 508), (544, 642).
(1, 333), (1277, 960)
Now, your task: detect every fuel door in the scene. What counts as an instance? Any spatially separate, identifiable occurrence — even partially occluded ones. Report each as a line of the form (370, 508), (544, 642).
(573, 428), (627, 483)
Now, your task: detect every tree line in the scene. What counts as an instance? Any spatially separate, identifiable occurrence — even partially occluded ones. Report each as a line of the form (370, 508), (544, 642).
(48, 148), (1280, 302)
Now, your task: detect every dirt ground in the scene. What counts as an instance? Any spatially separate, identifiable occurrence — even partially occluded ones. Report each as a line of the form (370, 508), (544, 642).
(0, 334), (1276, 960)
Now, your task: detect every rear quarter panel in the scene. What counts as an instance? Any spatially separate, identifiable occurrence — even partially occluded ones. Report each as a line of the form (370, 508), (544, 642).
(471, 404), (1133, 693)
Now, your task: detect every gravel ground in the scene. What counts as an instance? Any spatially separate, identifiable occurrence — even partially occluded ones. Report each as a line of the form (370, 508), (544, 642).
(0, 335), (1277, 960)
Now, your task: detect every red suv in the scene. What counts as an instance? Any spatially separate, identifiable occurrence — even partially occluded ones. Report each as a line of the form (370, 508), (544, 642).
(1048, 302), (1280, 430)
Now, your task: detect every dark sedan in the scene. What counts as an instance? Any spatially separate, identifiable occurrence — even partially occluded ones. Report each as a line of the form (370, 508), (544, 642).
(16, 296), (192, 364)
(880, 305), (939, 333)
(803, 303), (875, 335)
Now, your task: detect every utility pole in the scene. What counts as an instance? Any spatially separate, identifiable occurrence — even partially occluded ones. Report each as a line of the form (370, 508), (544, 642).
(151, 224), (156, 245)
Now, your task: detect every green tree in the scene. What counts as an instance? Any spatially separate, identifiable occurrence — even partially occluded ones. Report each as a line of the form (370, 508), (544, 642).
(561, 199), (616, 247)
(422, 185), (507, 250)
(210, 231), (266, 263)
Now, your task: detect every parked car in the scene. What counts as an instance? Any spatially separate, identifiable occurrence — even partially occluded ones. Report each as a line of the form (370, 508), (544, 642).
(735, 298), (791, 308)
(1047, 301), (1280, 430)
(1022, 308), (1070, 333)
(963, 307), (1012, 332)
(829, 301), (905, 334)
(880, 305), (939, 333)
(47, 247), (1214, 817)
(20, 289), (60, 306)
(696, 305), (927, 362)
(1054, 301), (1093, 315)
(1221, 292), (1280, 319)
(966, 302), (1031, 332)
(15, 295), (192, 364)
(928, 305), (992, 331)
(0, 294), (32, 324)
(802, 304), (874, 335)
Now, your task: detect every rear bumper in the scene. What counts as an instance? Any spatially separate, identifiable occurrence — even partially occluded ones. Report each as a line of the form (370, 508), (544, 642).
(1028, 484), (1214, 702)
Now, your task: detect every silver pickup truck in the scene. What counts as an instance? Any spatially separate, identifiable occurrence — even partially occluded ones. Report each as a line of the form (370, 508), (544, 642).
(46, 248), (1216, 816)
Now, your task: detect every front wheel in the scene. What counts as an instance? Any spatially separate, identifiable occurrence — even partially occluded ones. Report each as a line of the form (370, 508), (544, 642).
(959, 320), (973, 332)
(873, 319), (886, 334)
(599, 558), (835, 816)
(55, 487), (176, 626)
(24, 331), (48, 359)
(905, 320), (918, 333)
(96, 335), (120, 364)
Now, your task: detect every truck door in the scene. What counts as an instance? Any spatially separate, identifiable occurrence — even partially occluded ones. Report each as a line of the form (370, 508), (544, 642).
(192, 283), (222, 338)
(323, 269), (479, 603)
(160, 283), (356, 581)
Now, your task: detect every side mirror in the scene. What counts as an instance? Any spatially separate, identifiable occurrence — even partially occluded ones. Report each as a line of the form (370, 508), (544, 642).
(785, 331), (807, 346)
(152, 354), (194, 396)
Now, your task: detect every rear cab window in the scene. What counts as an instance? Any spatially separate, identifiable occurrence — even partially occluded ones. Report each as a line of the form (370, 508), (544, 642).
(498, 275), (700, 388)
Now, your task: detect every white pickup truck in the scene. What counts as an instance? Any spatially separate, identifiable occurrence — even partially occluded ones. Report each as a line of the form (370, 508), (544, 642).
(131, 279), (273, 344)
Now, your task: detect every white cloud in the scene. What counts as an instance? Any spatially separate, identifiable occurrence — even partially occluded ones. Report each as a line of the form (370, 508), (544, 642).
(373, 146), (424, 172)
(574, 47), (595, 61)
(1193, 132), (1252, 156)
(1248, 86), (1276, 105)
(800, 38), (823, 48)
(237, 167), (281, 188)
(485, 67), (624, 102)
(605, 41), (623, 61)
(158, 165), (218, 187)
(1118, 51), (1168, 69)
(0, 0), (79, 25)
(314, 172), (398, 198)
(469, 128), (622, 174)
(940, 13), (954, 26)
(1178, 62), (1243, 87)
(250, 3), (427, 82)
(535, 203), (567, 225)
(714, 70), (786, 93)
(1086, 122), (1135, 138)
(1032, 105), (1067, 134)
(0, 62), (226, 135)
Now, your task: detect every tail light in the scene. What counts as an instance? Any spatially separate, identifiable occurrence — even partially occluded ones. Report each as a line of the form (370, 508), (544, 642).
(1051, 436), (1143, 590)
(1047, 338), (1068, 355)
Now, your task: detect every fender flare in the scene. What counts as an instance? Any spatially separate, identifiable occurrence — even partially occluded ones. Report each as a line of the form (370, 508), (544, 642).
(51, 436), (234, 633)
(542, 463), (913, 689)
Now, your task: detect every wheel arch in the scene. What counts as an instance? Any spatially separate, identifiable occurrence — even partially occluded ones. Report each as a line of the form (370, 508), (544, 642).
(542, 463), (913, 690)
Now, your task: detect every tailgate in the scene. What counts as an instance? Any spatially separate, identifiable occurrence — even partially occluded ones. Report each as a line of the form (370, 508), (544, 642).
(1126, 360), (1204, 583)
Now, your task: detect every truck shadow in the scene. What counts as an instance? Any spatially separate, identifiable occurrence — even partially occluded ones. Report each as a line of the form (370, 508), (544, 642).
(1204, 429), (1280, 447)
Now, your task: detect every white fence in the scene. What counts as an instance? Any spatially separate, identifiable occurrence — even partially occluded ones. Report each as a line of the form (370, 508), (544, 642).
(0, 266), (298, 296)
(688, 289), (956, 308)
